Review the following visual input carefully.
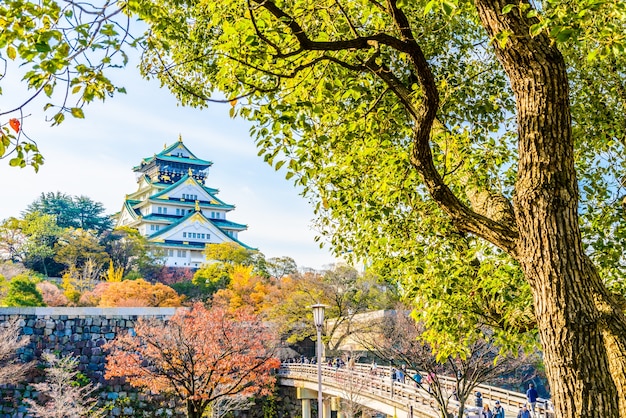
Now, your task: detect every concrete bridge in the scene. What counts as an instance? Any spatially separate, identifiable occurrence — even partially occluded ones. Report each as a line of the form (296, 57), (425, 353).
(278, 363), (552, 418)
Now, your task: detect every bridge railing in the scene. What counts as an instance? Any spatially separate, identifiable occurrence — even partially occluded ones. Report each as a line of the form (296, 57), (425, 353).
(279, 362), (442, 418)
(279, 362), (553, 418)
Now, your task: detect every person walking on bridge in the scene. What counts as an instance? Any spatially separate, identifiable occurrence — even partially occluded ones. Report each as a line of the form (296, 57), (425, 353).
(493, 401), (505, 418)
(526, 383), (538, 417)
(517, 405), (530, 418)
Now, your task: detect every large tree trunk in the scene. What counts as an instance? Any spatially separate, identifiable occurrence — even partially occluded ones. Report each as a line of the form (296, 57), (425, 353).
(473, 1), (626, 417)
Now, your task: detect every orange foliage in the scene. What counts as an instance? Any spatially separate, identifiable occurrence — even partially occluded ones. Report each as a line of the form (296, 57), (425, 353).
(98, 279), (183, 307)
(78, 282), (110, 306)
(105, 304), (280, 418)
(213, 265), (275, 313)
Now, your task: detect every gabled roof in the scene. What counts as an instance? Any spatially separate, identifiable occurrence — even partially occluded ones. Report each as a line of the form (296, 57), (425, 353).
(151, 173), (220, 200)
(148, 209), (252, 249)
(133, 138), (212, 170)
(212, 219), (248, 231)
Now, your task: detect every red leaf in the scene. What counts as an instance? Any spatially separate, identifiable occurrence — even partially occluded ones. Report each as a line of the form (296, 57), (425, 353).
(9, 118), (20, 133)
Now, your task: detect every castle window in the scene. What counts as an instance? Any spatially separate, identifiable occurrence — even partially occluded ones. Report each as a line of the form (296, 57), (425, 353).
(163, 207), (167, 214)
(183, 232), (187, 238)
(157, 207), (162, 214)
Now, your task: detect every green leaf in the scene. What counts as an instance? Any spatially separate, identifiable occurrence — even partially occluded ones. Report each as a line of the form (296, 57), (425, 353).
(35, 42), (51, 53)
(502, 4), (515, 14)
(70, 107), (85, 118)
(6, 45), (16, 60)
(441, 0), (456, 16)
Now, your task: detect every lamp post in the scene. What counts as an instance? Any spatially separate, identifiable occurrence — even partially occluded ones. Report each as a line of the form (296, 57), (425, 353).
(311, 304), (326, 418)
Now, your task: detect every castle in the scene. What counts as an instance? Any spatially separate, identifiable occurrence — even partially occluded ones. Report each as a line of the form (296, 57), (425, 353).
(114, 137), (251, 267)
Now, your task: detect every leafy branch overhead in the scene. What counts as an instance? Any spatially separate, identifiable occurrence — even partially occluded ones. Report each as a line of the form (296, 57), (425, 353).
(0, 0), (134, 170)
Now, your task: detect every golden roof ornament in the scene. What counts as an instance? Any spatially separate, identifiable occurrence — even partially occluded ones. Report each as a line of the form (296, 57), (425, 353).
(188, 167), (193, 176)
(178, 134), (183, 142)
(195, 200), (200, 212)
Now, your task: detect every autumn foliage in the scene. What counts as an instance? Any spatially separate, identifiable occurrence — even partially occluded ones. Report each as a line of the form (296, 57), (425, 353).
(213, 265), (274, 313)
(104, 303), (280, 418)
(78, 279), (184, 307)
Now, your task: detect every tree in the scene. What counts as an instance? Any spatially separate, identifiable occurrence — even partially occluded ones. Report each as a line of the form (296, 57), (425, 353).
(54, 228), (110, 272)
(24, 193), (112, 233)
(5, 1), (626, 416)
(115, 2), (626, 415)
(266, 256), (298, 279)
(61, 259), (106, 304)
(213, 264), (275, 313)
(101, 227), (163, 279)
(97, 278), (184, 307)
(0, 318), (34, 385)
(21, 212), (62, 277)
(265, 265), (396, 350)
(24, 352), (104, 418)
(105, 304), (280, 418)
(0, 217), (26, 262)
(3, 274), (45, 307)
(357, 306), (541, 418)
(36, 281), (69, 307)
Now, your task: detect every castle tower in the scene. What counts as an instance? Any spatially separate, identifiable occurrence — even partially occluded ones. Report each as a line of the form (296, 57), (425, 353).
(114, 137), (251, 268)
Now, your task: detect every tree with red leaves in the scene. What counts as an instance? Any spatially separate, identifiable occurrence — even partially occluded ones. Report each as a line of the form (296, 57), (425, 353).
(104, 303), (280, 418)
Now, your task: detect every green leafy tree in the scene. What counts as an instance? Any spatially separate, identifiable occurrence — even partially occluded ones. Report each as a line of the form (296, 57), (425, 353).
(101, 227), (163, 279)
(122, 2), (626, 415)
(3, 274), (45, 307)
(21, 212), (62, 277)
(24, 192), (111, 232)
(54, 228), (110, 270)
(0, 217), (26, 262)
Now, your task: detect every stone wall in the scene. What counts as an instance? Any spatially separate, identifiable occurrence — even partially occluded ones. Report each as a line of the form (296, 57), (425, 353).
(0, 307), (179, 417)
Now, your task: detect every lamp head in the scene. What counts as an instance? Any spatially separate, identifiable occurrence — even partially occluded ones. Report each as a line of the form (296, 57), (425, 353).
(311, 304), (326, 328)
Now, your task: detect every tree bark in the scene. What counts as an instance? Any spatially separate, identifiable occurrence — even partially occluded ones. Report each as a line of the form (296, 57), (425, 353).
(473, 1), (626, 417)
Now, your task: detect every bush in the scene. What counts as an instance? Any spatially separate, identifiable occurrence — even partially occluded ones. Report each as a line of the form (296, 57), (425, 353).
(3, 274), (45, 307)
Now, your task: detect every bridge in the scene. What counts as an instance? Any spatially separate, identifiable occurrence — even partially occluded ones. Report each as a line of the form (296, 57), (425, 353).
(278, 363), (552, 418)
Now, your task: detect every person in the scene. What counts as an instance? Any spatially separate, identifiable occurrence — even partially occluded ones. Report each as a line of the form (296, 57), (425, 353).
(397, 367), (405, 384)
(517, 405), (531, 418)
(493, 401), (505, 418)
(370, 361), (378, 375)
(475, 392), (483, 408)
(412, 372), (422, 387)
(482, 404), (493, 418)
(526, 383), (538, 416)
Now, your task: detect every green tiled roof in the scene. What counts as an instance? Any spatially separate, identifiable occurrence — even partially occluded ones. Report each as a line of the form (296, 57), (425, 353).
(147, 197), (234, 209)
(148, 209), (251, 248)
(212, 219), (247, 231)
(134, 140), (213, 170)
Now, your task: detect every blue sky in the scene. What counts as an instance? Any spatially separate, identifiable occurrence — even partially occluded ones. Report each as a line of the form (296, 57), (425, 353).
(0, 57), (339, 270)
